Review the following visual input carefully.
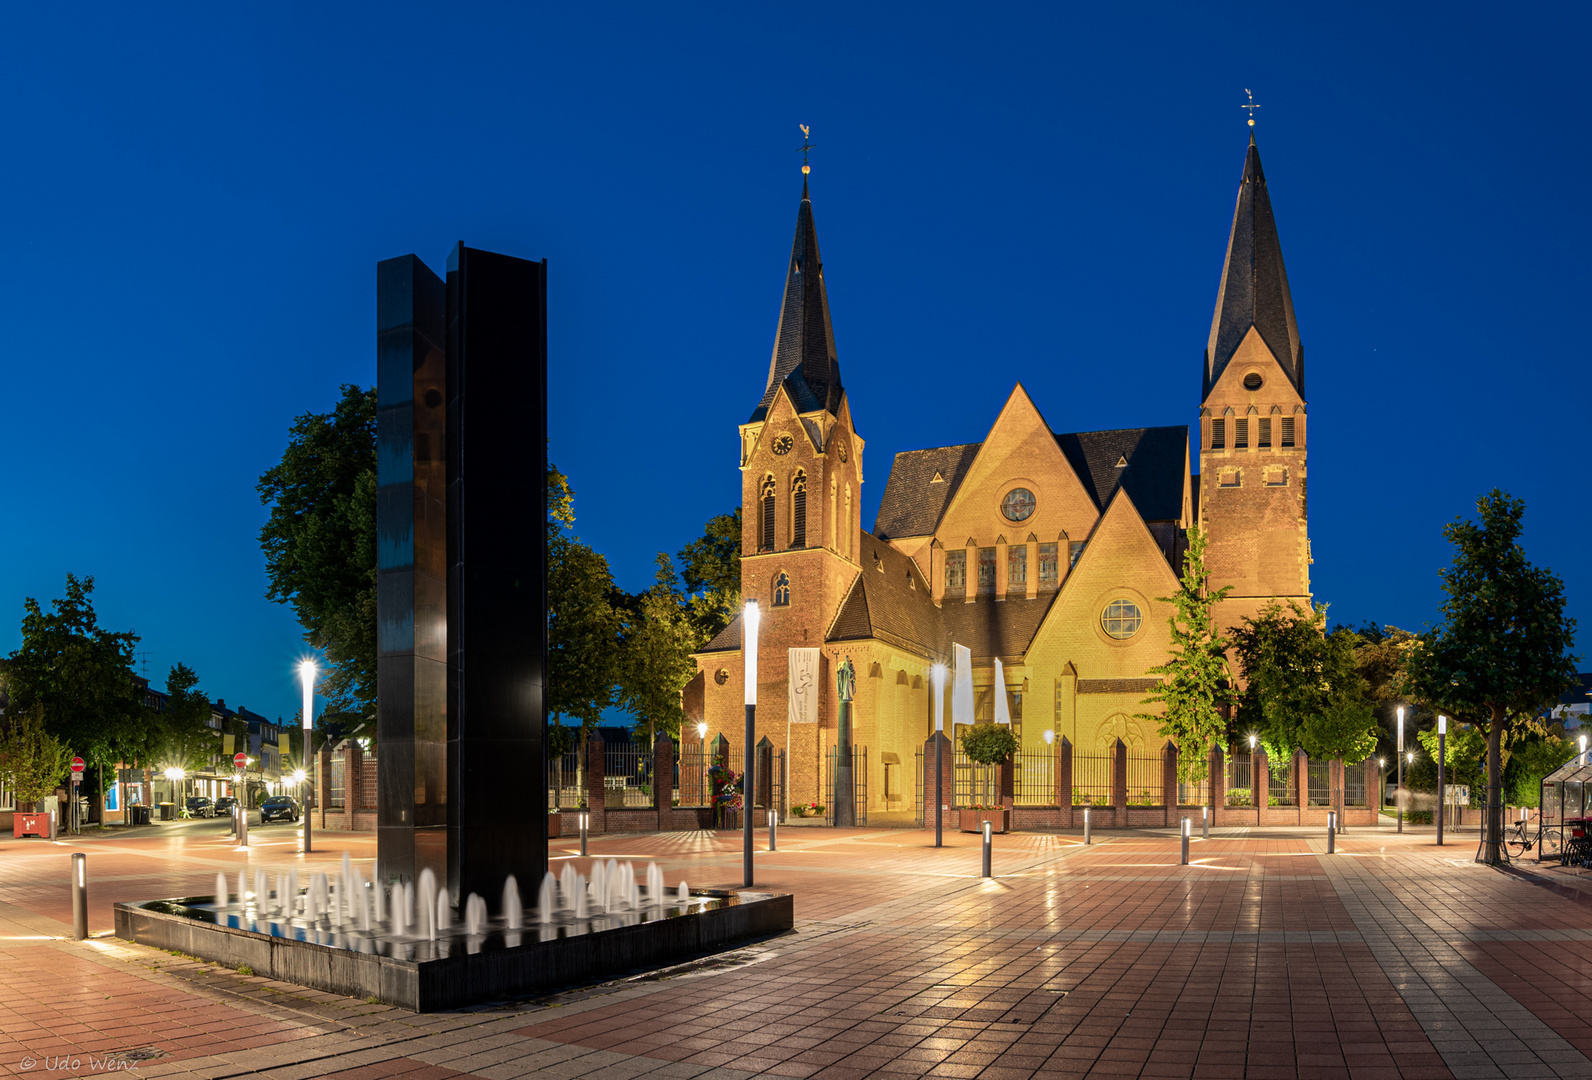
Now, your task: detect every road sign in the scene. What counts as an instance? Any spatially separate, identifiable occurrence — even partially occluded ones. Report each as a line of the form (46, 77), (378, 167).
(70, 756), (85, 773)
(234, 752), (248, 769)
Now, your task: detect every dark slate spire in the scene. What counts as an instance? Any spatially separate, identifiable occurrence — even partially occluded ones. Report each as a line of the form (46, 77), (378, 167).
(750, 178), (843, 422)
(1205, 134), (1303, 398)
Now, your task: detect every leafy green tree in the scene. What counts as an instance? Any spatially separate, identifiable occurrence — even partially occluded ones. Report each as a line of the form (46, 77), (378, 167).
(0, 703), (74, 809)
(154, 663), (219, 772)
(1415, 723), (1489, 794)
(1137, 527), (1234, 790)
(1504, 728), (1577, 807)
(960, 723), (1019, 765)
(1404, 490), (1578, 864)
(677, 508), (741, 645)
(615, 554), (698, 746)
(6, 574), (145, 776)
(257, 384), (377, 717)
(547, 465), (622, 744)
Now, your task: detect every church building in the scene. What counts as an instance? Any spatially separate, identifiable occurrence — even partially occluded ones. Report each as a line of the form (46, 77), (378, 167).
(686, 134), (1311, 816)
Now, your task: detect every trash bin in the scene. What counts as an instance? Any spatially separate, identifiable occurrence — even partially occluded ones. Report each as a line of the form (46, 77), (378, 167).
(131, 805), (151, 825)
(158, 801), (174, 821)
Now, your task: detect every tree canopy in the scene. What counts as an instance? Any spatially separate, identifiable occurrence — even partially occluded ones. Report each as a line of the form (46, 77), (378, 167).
(1403, 489), (1577, 863)
(546, 464), (622, 735)
(613, 554), (698, 743)
(677, 507), (741, 645)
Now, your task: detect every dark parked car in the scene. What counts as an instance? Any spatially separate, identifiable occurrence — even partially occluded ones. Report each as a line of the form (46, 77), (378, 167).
(184, 796), (216, 818)
(214, 796), (239, 815)
(260, 795), (300, 823)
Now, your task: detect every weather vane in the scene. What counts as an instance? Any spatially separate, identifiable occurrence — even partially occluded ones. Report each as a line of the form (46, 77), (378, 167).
(798, 124), (814, 175)
(1242, 89), (1260, 128)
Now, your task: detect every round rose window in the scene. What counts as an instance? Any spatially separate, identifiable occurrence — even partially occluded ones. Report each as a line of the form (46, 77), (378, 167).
(1000, 488), (1036, 522)
(1101, 599), (1142, 639)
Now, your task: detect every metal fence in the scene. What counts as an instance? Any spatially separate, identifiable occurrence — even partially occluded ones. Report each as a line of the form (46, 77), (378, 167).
(1268, 759), (1296, 806)
(953, 749), (999, 807)
(1015, 747), (1055, 806)
(823, 745), (868, 825)
(1227, 750), (1254, 804)
(1126, 753), (1165, 807)
(359, 754), (378, 810)
(605, 741), (654, 808)
(1306, 757), (1332, 806)
(547, 750), (582, 809)
(1344, 760), (1367, 806)
(674, 743), (712, 807)
(1073, 752), (1111, 806)
(329, 755), (345, 810)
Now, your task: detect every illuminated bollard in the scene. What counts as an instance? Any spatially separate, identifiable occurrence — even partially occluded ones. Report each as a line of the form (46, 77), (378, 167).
(1327, 811), (1336, 854)
(72, 853), (88, 940)
(1083, 806), (1091, 845)
(768, 810), (777, 852)
(982, 820), (992, 878)
(579, 813), (588, 858)
(1202, 805), (1209, 840)
(237, 805), (249, 849)
(1180, 817), (1190, 865)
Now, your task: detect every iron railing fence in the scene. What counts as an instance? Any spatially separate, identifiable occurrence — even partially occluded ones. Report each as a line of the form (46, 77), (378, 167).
(674, 744), (712, 807)
(1126, 754), (1165, 807)
(1268, 759), (1297, 806)
(329, 756), (345, 811)
(1344, 760), (1368, 806)
(1015, 747), (1055, 806)
(953, 749), (999, 807)
(548, 750), (582, 810)
(1306, 758), (1332, 806)
(823, 746), (868, 825)
(1227, 751), (1254, 806)
(603, 741), (654, 808)
(1073, 753), (1111, 806)
(359, 754), (378, 810)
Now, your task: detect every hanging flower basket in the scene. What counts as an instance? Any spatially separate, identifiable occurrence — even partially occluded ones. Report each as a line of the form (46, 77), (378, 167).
(960, 807), (1010, 834)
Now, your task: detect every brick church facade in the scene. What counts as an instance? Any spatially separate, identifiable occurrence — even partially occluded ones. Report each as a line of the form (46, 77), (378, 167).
(686, 135), (1311, 814)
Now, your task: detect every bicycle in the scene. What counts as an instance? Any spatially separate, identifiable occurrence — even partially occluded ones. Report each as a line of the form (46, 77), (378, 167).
(1504, 814), (1538, 859)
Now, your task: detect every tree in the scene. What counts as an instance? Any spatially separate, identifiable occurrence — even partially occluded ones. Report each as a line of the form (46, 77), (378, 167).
(615, 554), (698, 745)
(1404, 490), (1578, 864)
(546, 464), (622, 743)
(0, 703), (74, 810)
(154, 663), (219, 773)
(1137, 527), (1234, 790)
(257, 384), (377, 717)
(677, 508), (741, 645)
(6, 574), (145, 776)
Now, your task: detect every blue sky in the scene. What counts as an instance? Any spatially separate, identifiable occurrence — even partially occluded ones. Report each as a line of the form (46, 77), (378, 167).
(2, 2), (1587, 723)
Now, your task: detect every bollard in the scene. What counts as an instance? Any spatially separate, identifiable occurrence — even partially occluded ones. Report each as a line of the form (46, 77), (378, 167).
(579, 813), (588, 858)
(1180, 817), (1190, 865)
(237, 804), (249, 849)
(1327, 811), (1336, 854)
(1083, 806), (1091, 845)
(230, 804), (239, 839)
(981, 820), (993, 878)
(1202, 805), (1209, 840)
(768, 810), (777, 852)
(71, 853), (88, 940)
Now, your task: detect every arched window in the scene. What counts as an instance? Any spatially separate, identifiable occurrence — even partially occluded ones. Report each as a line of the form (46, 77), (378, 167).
(829, 475), (838, 550)
(759, 475), (777, 551)
(843, 484), (852, 559)
(773, 571), (791, 607)
(791, 471), (807, 548)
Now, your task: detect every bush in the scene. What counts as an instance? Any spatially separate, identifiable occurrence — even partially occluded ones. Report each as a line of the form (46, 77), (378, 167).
(1225, 788), (1251, 806)
(960, 723), (1018, 765)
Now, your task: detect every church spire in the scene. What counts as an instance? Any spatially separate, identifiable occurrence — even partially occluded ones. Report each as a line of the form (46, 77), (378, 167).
(1204, 135), (1302, 399)
(750, 178), (843, 423)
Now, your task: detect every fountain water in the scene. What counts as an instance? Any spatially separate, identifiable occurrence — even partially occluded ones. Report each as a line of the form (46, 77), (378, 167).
(560, 864), (577, 909)
(676, 881), (689, 904)
(372, 877), (386, 924)
(647, 863), (664, 904)
(464, 893), (487, 936)
(574, 876), (589, 920)
(287, 870), (300, 916)
(537, 873), (555, 924)
(238, 870), (248, 908)
(214, 873), (228, 911)
(502, 875), (523, 929)
(255, 871), (268, 913)
(417, 869), (437, 941)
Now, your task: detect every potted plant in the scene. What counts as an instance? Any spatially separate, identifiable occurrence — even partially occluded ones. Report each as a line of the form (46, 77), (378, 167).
(708, 763), (742, 828)
(789, 802), (825, 818)
(959, 723), (1017, 832)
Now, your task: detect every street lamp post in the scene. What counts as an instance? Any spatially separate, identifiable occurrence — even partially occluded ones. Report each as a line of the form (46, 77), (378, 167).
(742, 601), (760, 888)
(1437, 716), (1447, 846)
(932, 664), (946, 848)
(299, 660), (316, 854)
(1396, 706), (1405, 835)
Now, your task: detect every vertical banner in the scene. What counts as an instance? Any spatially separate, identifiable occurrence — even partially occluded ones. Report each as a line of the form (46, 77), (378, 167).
(788, 648), (821, 725)
(952, 643), (973, 731)
(993, 658), (1011, 725)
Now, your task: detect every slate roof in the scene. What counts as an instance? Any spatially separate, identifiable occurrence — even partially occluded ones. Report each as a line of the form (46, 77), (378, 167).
(828, 533), (951, 658)
(939, 592), (1059, 665)
(1055, 426), (1187, 523)
(751, 177), (843, 423)
(873, 443), (980, 540)
(1206, 135), (1303, 397)
(699, 613), (742, 654)
(872, 426), (1187, 540)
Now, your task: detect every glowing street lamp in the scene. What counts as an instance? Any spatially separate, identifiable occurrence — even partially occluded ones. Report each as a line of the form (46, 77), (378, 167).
(299, 660), (317, 853)
(1581, 733), (1588, 767)
(1396, 706), (1406, 834)
(1437, 716), (1448, 846)
(931, 663), (947, 848)
(742, 601), (760, 887)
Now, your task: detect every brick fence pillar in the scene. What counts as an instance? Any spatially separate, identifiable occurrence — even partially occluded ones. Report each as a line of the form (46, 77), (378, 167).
(1295, 750), (1308, 822)
(1209, 744), (1225, 819)
(1162, 741), (1178, 826)
(755, 736), (774, 808)
(1253, 747), (1267, 810)
(1365, 757), (1379, 818)
(1056, 736), (1074, 827)
(653, 735), (674, 819)
(1113, 738), (1128, 817)
(587, 732), (606, 826)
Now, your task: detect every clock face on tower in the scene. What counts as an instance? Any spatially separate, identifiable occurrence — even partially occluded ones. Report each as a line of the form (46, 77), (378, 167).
(772, 434), (793, 455)
(1001, 488), (1037, 522)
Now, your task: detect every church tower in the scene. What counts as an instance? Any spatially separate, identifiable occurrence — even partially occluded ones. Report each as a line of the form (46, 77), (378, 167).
(1198, 134), (1311, 628)
(737, 176), (864, 698)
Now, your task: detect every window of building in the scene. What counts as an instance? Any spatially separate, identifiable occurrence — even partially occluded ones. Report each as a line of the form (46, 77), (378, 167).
(1210, 418), (1225, 449)
(1069, 541), (1086, 568)
(1220, 469), (1240, 488)
(1038, 542), (1059, 585)
(844, 485), (852, 559)
(1258, 417), (1272, 447)
(1008, 545), (1027, 588)
(330, 755), (346, 810)
(1265, 467), (1288, 487)
(977, 547), (997, 593)
(1234, 417), (1249, 449)
(759, 475), (776, 551)
(791, 471), (807, 548)
(946, 549), (966, 591)
(1281, 416), (1296, 447)
(1243, 372), (1263, 391)
(773, 571), (791, 606)
(1101, 599), (1143, 639)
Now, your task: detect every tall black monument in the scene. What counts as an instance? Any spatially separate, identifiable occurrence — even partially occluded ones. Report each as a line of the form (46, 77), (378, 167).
(376, 244), (548, 905)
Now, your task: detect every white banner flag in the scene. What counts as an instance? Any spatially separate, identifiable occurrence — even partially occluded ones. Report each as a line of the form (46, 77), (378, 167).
(993, 658), (1011, 725)
(788, 648), (821, 725)
(952, 643), (974, 730)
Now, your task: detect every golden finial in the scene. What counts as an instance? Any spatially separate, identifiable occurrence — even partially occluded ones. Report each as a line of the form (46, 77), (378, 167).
(1242, 89), (1260, 128)
(798, 124), (814, 175)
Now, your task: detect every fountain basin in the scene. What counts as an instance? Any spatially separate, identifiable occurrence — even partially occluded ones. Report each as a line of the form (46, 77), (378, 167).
(114, 888), (792, 1011)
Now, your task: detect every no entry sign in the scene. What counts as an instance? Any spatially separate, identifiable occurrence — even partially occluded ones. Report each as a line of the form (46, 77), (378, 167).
(70, 756), (85, 773)
(234, 752), (249, 769)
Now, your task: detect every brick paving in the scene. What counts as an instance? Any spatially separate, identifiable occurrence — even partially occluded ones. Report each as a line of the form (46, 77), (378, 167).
(3, 820), (1592, 1077)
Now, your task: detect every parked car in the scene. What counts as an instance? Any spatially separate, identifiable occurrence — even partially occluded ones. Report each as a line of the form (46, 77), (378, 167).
(184, 796), (216, 818)
(214, 796), (239, 815)
(260, 795), (301, 823)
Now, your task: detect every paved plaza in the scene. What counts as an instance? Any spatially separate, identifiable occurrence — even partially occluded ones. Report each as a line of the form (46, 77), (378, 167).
(3, 819), (1592, 1079)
